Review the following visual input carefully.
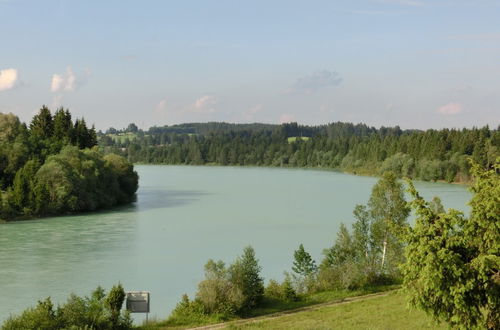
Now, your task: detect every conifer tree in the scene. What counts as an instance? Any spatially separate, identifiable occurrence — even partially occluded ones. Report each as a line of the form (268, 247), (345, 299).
(229, 246), (264, 312)
(402, 159), (499, 329)
(292, 244), (317, 276)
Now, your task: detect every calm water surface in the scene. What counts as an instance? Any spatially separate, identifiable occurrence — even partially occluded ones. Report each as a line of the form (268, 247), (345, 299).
(0, 165), (471, 322)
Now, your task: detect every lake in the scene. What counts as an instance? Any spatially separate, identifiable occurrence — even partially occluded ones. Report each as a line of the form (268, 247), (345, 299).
(0, 165), (471, 323)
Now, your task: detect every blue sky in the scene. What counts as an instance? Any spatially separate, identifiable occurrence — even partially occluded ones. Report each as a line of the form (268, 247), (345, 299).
(1, 0), (499, 130)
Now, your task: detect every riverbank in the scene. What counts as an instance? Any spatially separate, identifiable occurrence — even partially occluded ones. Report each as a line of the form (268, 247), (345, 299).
(138, 285), (400, 329)
(131, 162), (472, 185)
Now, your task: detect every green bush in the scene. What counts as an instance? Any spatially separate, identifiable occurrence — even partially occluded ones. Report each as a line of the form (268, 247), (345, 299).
(1, 284), (132, 330)
(196, 259), (244, 316)
(2, 298), (59, 330)
(264, 277), (298, 302)
(170, 246), (265, 321)
(165, 294), (217, 326)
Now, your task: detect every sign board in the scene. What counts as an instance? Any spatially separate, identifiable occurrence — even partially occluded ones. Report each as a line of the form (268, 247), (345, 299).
(126, 291), (150, 313)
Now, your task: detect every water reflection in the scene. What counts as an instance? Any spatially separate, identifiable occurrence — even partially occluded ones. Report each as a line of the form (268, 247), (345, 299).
(135, 188), (208, 211)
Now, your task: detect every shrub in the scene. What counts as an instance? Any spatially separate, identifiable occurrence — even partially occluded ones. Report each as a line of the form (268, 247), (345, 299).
(166, 294), (214, 326)
(174, 246), (265, 320)
(196, 259), (244, 316)
(1, 284), (132, 330)
(2, 298), (59, 330)
(264, 277), (298, 302)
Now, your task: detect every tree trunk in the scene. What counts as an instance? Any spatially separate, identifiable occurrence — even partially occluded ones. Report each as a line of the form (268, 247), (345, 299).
(381, 232), (388, 272)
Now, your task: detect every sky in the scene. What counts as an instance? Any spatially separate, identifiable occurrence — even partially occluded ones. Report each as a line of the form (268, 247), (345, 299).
(1, 0), (499, 131)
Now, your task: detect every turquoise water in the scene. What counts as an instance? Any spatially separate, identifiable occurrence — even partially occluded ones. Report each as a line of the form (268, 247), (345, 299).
(0, 165), (471, 323)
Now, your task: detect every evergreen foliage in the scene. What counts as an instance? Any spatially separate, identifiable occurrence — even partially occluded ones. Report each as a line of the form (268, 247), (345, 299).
(229, 246), (265, 313)
(0, 107), (138, 221)
(291, 244), (317, 293)
(292, 244), (317, 277)
(402, 159), (500, 329)
(100, 122), (499, 184)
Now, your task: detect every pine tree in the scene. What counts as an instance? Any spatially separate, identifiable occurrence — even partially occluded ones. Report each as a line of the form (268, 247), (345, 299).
(402, 159), (499, 329)
(105, 283), (126, 328)
(30, 106), (53, 139)
(52, 108), (73, 141)
(292, 244), (317, 276)
(229, 246), (264, 313)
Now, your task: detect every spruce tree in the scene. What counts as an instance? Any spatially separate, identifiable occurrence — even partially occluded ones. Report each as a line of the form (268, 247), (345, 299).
(229, 246), (264, 313)
(292, 244), (317, 277)
(402, 159), (499, 329)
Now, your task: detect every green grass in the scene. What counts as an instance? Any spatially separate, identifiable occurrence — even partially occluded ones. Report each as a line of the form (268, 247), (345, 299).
(287, 136), (310, 143)
(248, 285), (398, 317)
(138, 313), (227, 330)
(226, 291), (446, 329)
(137, 286), (399, 329)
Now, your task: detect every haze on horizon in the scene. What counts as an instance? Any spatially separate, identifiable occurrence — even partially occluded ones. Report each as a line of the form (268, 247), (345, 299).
(1, 0), (499, 131)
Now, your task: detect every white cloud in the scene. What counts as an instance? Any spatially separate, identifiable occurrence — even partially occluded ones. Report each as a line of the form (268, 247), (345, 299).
(242, 104), (263, 121)
(437, 102), (463, 115)
(194, 95), (217, 110)
(51, 74), (64, 92)
(0, 68), (18, 91)
(153, 96), (219, 123)
(183, 95), (218, 113)
(51, 66), (83, 92)
(279, 113), (296, 124)
(287, 70), (342, 94)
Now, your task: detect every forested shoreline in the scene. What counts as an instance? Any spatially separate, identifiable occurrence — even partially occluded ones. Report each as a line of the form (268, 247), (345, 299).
(100, 122), (499, 183)
(0, 107), (138, 221)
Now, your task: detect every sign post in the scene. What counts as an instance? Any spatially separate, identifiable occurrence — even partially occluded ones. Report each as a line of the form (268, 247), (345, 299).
(125, 291), (150, 323)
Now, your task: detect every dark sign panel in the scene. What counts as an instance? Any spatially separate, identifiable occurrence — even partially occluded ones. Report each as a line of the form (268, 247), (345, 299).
(126, 291), (150, 313)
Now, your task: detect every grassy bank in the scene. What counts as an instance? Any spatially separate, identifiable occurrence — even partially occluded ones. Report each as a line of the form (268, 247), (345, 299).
(138, 285), (399, 329)
(225, 291), (445, 329)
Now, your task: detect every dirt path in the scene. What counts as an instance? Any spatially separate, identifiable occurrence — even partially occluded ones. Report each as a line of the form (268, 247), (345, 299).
(188, 290), (396, 330)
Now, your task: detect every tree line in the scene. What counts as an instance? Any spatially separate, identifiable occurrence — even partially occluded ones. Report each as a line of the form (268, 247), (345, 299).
(0, 107), (138, 220)
(100, 121), (499, 183)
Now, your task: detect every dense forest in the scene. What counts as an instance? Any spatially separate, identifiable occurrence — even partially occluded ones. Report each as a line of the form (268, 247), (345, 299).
(0, 107), (138, 221)
(100, 121), (499, 183)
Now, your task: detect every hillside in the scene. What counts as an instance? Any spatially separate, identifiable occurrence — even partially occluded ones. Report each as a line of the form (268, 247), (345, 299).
(189, 291), (445, 330)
